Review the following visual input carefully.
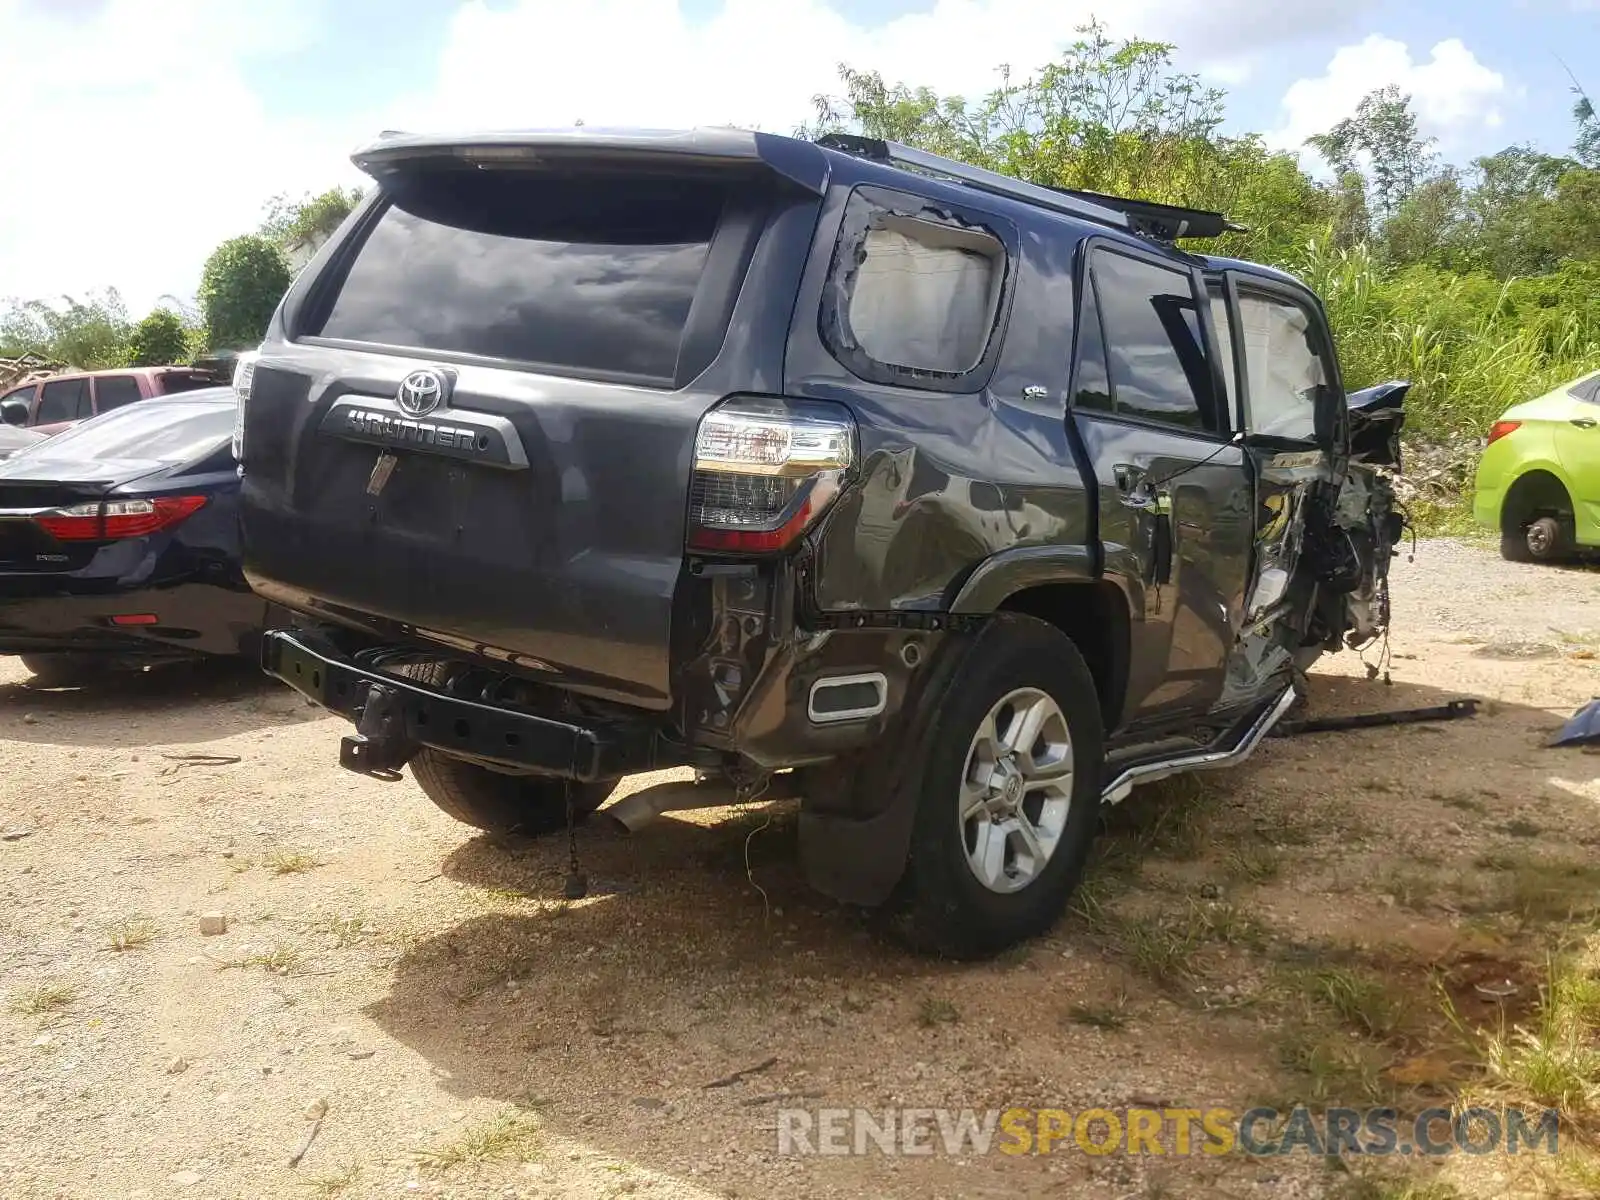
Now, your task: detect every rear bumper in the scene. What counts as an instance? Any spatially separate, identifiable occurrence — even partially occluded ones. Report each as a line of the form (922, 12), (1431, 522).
(261, 628), (665, 781)
(0, 582), (268, 658)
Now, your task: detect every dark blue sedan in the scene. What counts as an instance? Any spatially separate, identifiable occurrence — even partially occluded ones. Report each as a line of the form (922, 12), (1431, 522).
(0, 387), (270, 683)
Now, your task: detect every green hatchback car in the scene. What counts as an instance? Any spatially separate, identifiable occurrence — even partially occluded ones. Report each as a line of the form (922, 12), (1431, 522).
(1474, 368), (1600, 561)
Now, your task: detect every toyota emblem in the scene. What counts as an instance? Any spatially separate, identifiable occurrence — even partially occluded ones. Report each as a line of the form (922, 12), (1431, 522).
(397, 368), (451, 417)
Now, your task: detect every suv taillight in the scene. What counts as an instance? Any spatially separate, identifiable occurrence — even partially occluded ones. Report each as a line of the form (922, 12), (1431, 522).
(33, 496), (208, 541)
(687, 398), (856, 553)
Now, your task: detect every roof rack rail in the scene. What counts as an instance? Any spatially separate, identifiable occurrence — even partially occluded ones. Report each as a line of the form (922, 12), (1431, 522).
(814, 134), (1242, 241)
(815, 134), (1128, 230)
(1047, 187), (1245, 241)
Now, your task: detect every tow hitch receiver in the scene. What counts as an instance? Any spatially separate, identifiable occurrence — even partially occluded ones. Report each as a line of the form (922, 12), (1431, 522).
(340, 682), (414, 781)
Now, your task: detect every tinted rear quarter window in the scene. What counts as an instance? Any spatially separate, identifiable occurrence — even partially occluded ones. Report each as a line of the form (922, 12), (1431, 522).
(157, 371), (226, 395)
(95, 375), (143, 412)
(310, 169), (730, 385)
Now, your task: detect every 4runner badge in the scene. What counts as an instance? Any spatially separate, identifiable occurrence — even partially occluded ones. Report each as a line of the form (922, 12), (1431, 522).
(397, 368), (451, 417)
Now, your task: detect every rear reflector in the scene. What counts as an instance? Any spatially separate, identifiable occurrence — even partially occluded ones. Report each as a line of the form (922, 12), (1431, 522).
(1487, 420), (1521, 446)
(33, 495), (209, 541)
(109, 613), (160, 626)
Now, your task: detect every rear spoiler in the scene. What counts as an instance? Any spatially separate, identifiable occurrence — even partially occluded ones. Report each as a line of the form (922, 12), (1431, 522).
(350, 127), (832, 195)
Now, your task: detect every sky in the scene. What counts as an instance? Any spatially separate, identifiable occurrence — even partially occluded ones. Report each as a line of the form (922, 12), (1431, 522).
(1, 0), (1594, 316)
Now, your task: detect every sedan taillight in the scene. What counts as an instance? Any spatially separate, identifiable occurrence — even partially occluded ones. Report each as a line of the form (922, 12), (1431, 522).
(1486, 420), (1521, 446)
(686, 398), (855, 554)
(33, 495), (208, 541)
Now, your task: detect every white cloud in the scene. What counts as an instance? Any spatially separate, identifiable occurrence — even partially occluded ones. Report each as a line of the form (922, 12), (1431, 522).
(0, 0), (367, 315)
(1270, 35), (1508, 161)
(402, 0), (1367, 135)
(0, 0), (1384, 312)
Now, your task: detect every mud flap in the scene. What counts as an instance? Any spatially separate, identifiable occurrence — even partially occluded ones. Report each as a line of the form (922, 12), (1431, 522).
(797, 621), (983, 908)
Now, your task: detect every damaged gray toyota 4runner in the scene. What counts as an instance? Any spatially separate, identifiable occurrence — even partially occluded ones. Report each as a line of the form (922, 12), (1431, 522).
(237, 129), (1406, 958)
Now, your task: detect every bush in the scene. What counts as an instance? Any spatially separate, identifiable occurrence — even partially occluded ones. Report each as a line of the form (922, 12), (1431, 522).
(198, 235), (291, 353)
(127, 309), (190, 366)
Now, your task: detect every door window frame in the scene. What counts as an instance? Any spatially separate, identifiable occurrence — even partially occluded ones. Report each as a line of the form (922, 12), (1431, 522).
(1214, 270), (1344, 449)
(1067, 236), (1235, 440)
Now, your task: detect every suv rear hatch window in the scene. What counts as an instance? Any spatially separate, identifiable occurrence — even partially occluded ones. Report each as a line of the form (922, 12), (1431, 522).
(306, 168), (731, 385)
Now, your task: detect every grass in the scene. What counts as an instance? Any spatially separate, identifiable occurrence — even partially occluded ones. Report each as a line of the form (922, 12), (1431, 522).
(1498, 818), (1543, 839)
(1273, 1023), (1388, 1104)
(917, 998), (960, 1027)
(305, 1164), (360, 1196)
(1067, 990), (1130, 1031)
(265, 849), (321, 875)
(1291, 965), (1407, 1039)
(1193, 901), (1270, 950)
(218, 942), (303, 974)
(1471, 952), (1600, 1123)
(105, 917), (157, 952)
(1381, 867), (1446, 912)
(9, 981), (75, 1015)
(1471, 854), (1600, 924)
(1334, 1174), (1463, 1200)
(1439, 794), (1487, 815)
(1116, 914), (1204, 986)
(1227, 842), (1283, 885)
(419, 1111), (544, 1169)
(319, 915), (369, 948)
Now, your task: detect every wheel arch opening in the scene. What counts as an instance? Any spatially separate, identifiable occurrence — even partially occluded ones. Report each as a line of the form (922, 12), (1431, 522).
(1501, 469), (1573, 535)
(997, 581), (1129, 733)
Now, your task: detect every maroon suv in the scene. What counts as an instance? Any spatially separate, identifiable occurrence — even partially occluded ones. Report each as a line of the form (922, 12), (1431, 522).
(0, 366), (228, 435)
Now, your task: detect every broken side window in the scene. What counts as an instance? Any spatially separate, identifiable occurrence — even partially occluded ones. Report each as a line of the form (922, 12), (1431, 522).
(1237, 291), (1327, 442)
(820, 188), (1013, 391)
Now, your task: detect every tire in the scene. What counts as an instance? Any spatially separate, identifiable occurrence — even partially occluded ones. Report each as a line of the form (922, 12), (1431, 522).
(392, 660), (615, 836)
(20, 653), (99, 687)
(409, 749), (614, 836)
(893, 614), (1104, 959)
(1500, 478), (1576, 563)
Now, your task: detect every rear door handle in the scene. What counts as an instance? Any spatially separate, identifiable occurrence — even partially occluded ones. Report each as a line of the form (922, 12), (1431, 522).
(1571, 418), (1597, 429)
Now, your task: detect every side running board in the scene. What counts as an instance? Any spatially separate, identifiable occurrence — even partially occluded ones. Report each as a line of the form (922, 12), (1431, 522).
(1100, 687), (1297, 805)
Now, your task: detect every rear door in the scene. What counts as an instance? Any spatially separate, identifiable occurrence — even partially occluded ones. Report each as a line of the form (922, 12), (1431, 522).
(1070, 241), (1252, 726)
(33, 377), (92, 433)
(241, 151), (821, 709)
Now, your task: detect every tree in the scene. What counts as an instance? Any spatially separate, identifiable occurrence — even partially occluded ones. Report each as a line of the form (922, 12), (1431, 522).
(806, 21), (1328, 262)
(127, 308), (191, 366)
(0, 290), (131, 369)
(1572, 78), (1599, 169)
(260, 186), (365, 258)
(198, 235), (291, 353)
(1307, 86), (1437, 224)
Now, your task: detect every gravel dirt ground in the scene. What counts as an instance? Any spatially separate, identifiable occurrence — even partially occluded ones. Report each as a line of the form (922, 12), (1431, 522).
(2, 537), (1597, 1200)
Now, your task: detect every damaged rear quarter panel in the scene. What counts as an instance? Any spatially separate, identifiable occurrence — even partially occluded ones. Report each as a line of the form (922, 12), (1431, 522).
(786, 174), (1095, 613)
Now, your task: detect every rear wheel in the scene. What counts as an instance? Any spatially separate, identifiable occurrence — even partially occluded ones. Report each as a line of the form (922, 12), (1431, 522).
(393, 659), (615, 835)
(1501, 474), (1576, 563)
(893, 615), (1104, 959)
(1502, 515), (1573, 563)
(409, 750), (614, 836)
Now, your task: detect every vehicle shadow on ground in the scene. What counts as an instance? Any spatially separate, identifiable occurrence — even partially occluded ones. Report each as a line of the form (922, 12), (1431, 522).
(362, 668), (1592, 1191)
(0, 656), (318, 747)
